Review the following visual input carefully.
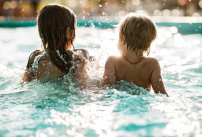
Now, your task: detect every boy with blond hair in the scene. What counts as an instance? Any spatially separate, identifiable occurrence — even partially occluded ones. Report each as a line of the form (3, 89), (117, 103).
(103, 13), (168, 96)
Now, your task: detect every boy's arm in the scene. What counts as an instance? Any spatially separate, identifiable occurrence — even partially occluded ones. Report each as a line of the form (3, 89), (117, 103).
(102, 56), (116, 86)
(151, 59), (169, 97)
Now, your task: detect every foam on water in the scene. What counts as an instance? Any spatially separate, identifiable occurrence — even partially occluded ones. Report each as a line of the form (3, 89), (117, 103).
(0, 26), (202, 137)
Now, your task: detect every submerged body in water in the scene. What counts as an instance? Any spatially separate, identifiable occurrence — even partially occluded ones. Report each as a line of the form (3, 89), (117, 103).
(0, 26), (202, 136)
(22, 49), (90, 88)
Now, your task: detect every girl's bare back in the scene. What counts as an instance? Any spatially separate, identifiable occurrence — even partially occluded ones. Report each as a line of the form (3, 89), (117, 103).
(22, 51), (64, 82)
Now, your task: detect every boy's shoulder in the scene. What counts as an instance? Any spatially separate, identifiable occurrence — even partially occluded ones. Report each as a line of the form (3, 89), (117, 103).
(107, 56), (159, 63)
(107, 55), (118, 60)
(142, 57), (160, 70)
(143, 57), (159, 63)
(104, 56), (120, 68)
(106, 56), (119, 63)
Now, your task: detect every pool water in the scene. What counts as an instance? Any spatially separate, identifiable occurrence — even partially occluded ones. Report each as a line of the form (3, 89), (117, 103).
(0, 26), (202, 137)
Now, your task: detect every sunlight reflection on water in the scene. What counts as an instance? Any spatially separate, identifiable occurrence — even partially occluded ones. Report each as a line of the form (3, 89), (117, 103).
(0, 26), (202, 137)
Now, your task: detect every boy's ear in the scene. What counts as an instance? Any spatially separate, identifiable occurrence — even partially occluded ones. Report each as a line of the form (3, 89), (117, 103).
(122, 35), (126, 44)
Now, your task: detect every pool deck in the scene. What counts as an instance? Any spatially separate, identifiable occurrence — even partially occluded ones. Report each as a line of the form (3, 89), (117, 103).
(0, 16), (202, 34)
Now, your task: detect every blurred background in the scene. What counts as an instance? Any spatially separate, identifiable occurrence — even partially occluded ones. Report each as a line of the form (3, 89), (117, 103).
(0, 0), (202, 21)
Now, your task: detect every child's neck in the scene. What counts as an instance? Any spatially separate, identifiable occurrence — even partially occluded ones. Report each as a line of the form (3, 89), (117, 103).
(123, 50), (143, 64)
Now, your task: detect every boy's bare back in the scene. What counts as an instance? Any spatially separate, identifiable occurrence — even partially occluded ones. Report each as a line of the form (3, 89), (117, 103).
(103, 56), (167, 95)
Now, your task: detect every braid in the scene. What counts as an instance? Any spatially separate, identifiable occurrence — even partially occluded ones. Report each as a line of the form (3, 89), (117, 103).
(37, 4), (77, 74)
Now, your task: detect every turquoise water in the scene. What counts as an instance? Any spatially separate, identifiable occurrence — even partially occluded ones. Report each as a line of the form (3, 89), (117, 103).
(0, 26), (202, 137)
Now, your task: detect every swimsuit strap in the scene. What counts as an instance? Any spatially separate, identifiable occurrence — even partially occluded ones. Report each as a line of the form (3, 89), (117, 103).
(123, 56), (143, 64)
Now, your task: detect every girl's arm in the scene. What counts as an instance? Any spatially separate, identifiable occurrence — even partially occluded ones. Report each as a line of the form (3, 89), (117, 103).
(22, 70), (33, 83)
(74, 49), (96, 61)
(21, 50), (42, 83)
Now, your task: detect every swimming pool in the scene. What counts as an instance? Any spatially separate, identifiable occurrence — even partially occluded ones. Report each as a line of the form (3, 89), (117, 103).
(0, 25), (202, 137)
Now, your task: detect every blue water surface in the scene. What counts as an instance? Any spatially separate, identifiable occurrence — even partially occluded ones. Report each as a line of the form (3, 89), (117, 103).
(0, 26), (202, 137)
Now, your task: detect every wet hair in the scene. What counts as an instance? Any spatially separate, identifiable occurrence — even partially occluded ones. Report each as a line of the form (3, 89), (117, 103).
(37, 4), (76, 73)
(119, 13), (157, 55)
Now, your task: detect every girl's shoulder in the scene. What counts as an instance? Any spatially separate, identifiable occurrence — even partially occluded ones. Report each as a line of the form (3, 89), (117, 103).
(27, 50), (52, 68)
(26, 50), (43, 69)
(28, 50), (64, 80)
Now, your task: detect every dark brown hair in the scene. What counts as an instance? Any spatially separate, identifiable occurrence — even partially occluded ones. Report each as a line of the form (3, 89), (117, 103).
(37, 4), (76, 73)
(119, 13), (157, 55)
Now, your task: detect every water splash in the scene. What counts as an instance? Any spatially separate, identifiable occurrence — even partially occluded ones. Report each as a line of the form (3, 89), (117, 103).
(0, 27), (202, 137)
